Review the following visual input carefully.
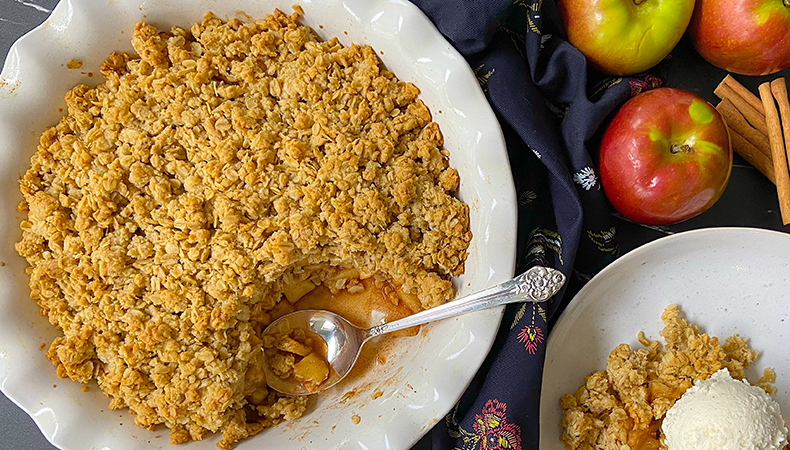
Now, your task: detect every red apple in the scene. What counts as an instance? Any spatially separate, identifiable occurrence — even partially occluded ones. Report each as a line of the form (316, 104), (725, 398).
(690, 0), (790, 76)
(559, 0), (695, 75)
(599, 88), (732, 225)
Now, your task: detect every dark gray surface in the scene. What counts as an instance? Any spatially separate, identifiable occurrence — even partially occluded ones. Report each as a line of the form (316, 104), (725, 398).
(0, 0), (56, 63)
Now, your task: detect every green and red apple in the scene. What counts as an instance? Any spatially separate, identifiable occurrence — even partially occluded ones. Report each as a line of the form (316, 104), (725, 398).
(559, 0), (695, 75)
(690, 0), (790, 76)
(599, 88), (732, 225)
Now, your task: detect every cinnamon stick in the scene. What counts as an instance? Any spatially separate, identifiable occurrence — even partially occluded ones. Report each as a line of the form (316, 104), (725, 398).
(729, 127), (775, 184)
(719, 75), (765, 114)
(716, 82), (769, 135)
(770, 78), (790, 181)
(716, 98), (772, 158)
(759, 81), (790, 224)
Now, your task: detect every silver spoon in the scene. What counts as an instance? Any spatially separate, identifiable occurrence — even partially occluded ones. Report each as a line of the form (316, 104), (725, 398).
(262, 266), (566, 395)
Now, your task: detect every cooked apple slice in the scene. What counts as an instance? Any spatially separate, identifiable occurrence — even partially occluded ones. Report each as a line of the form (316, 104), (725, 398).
(293, 352), (330, 385)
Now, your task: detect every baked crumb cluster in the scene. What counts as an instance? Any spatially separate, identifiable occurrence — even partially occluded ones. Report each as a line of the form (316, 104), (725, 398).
(15, 8), (470, 449)
(559, 305), (772, 450)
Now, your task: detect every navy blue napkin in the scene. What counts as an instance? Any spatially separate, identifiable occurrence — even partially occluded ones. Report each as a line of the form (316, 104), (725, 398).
(409, 0), (667, 448)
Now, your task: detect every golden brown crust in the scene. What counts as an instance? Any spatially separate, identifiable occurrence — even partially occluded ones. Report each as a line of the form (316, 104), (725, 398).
(16, 8), (469, 449)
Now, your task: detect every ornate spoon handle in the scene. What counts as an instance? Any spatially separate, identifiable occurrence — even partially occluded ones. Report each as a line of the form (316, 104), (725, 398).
(366, 266), (566, 338)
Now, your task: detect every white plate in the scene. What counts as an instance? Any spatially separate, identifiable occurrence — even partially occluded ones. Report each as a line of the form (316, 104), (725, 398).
(0, 1), (517, 449)
(540, 227), (790, 449)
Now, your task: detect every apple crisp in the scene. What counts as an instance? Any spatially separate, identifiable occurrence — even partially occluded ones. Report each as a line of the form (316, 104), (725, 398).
(559, 305), (772, 450)
(14, 8), (470, 449)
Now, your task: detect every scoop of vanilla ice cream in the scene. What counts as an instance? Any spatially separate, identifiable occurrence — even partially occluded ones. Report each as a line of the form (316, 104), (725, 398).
(662, 368), (788, 450)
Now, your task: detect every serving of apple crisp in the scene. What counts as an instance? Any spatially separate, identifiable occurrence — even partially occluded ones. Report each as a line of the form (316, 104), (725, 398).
(559, 305), (775, 450)
(14, 7), (470, 449)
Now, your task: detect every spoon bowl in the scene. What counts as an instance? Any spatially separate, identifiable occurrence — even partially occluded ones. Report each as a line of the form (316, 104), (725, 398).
(262, 266), (566, 395)
(262, 309), (367, 395)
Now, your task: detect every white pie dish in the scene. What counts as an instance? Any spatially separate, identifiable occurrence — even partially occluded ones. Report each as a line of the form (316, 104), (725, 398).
(0, 0), (517, 449)
(540, 227), (790, 449)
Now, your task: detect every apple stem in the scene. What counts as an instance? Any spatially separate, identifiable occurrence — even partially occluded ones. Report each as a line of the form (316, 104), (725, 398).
(633, 0), (646, 4)
(670, 144), (693, 154)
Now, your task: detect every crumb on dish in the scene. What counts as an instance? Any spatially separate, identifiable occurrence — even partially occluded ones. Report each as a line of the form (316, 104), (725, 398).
(15, 7), (470, 449)
(66, 59), (83, 69)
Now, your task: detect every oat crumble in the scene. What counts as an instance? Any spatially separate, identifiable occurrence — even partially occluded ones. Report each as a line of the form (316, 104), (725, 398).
(15, 8), (470, 449)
